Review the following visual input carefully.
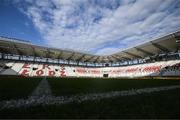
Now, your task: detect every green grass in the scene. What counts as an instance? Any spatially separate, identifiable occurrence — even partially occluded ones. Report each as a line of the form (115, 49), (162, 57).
(1, 89), (180, 119)
(1, 76), (180, 119)
(0, 76), (41, 100)
(48, 77), (180, 96)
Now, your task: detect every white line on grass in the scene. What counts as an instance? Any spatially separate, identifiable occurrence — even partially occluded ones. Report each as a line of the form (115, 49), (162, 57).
(30, 77), (52, 98)
(0, 85), (180, 110)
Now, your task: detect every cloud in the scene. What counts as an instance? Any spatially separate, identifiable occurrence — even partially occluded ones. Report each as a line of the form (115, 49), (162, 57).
(95, 47), (121, 55)
(13, 0), (180, 55)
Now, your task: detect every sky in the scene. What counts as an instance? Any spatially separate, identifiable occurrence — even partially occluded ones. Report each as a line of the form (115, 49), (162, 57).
(0, 0), (180, 55)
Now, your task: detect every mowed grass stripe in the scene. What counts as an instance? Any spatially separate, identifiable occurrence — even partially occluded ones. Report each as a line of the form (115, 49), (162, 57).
(1, 88), (180, 119)
(48, 77), (180, 96)
(0, 76), (41, 100)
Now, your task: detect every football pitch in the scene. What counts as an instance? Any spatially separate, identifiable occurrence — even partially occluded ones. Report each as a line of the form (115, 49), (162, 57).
(0, 76), (180, 119)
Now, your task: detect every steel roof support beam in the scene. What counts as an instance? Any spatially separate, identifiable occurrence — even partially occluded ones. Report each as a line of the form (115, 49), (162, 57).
(114, 54), (131, 60)
(121, 56), (131, 60)
(135, 47), (154, 56)
(100, 58), (106, 63)
(84, 56), (95, 62)
(13, 44), (23, 55)
(57, 51), (63, 59)
(46, 49), (51, 58)
(0, 46), (13, 54)
(76, 54), (86, 62)
(107, 56), (114, 63)
(123, 51), (142, 58)
(111, 55), (123, 62)
(151, 42), (170, 53)
(114, 55), (131, 61)
(30, 46), (38, 57)
(66, 52), (75, 61)
(57, 51), (63, 64)
(3, 43), (16, 54)
(31, 47), (37, 62)
(93, 56), (100, 63)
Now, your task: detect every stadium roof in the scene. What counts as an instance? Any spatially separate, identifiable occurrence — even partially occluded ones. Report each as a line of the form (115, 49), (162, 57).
(0, 31), (180, 63)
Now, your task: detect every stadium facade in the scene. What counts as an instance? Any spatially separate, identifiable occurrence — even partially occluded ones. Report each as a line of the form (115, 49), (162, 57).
(0, 31), (180, 78)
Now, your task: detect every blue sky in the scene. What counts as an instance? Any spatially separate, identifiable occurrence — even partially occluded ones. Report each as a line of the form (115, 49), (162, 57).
(0, 0), (180, 55)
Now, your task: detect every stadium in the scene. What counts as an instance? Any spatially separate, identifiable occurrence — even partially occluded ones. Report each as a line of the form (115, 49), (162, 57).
(0, 31), (180, 78)
(0, 0), (180, 119)
(0, 31), (180, 118)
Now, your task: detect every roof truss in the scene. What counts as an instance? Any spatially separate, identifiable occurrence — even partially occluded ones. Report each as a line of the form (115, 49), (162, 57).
(66, 52), (76, 61)
(115, 55), (131, 60)
(135, 47), (154, 56)
(111, 55), (122, 61)
(57, 51), (63, 59)
(123, 51), (142, 58)
(84, 56), (95, 62)
(13, 44), (23, 55)
(93, 56), (100, 63)
(151, 42), (170, 53)
(107, 56), (114, 62)
(30, 46), (38, 57)
(76, 54), (86, 62)
(0, 31), (179, 63)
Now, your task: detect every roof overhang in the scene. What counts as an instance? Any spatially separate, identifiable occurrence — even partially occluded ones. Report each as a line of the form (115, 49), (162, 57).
(0, 31), (180, 63)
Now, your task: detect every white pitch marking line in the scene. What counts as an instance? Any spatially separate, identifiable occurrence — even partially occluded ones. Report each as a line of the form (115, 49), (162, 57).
(0, 85), (180, 110)
(30, 77), (52, 98)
